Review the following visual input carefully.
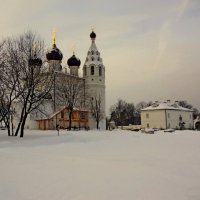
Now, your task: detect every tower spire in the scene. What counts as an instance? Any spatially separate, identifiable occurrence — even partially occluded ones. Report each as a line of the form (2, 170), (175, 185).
(52, 28), (56, 48)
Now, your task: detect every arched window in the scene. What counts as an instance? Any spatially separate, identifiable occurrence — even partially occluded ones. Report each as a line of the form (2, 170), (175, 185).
(91, 51), (94, 55)
(91, 66), (94, 75)
(99, 66), (102, 76)
(91, 57), (94, 61)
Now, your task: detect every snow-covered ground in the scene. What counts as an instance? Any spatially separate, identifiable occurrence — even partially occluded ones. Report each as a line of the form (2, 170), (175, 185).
(0, 129), (200, 200)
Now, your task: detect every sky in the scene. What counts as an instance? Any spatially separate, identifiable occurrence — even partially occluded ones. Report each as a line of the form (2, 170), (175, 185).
(0, 0), (200, 115)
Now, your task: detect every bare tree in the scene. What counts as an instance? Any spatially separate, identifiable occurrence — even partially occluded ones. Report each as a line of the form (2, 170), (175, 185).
(0, 31), (53, 137)
(57, 75), (85, 130)
(14, 31), (53, 137)
(90, 95), (104, 129)
(0, 38), (21, 136)
(110, 99), (128, 126)
(178, 101), (193, 109)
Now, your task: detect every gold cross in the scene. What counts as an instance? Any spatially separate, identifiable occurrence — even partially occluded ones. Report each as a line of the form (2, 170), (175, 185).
(32, 42), (37, 56)
(72, 42), (76, 55)
(91, 24), (95, 31)
(52, 28), (56, 47)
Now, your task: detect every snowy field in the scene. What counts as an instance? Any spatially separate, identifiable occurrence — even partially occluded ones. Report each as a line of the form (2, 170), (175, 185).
(0, 129), (200, 200)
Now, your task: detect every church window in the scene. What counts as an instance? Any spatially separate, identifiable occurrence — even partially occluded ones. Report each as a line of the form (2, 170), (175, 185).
(91, 51), (94, 55)
(99, 66), (102, 76)
(146, 113), (149, 119)
(96, 51), (98, 55)
(147, 123), (149, 128)
(84, 67), (87, 76)
(91, 66), (94, 75)
(98, 57), (100, 61)
(91, 57), (94, 61)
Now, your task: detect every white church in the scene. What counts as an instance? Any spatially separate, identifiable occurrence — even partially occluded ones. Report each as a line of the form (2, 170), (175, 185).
(14, 30), (106, 130)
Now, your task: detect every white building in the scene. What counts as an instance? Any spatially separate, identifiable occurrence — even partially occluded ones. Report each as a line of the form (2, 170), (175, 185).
(13, 30), (106, 130)
(141, 101), (193, 130)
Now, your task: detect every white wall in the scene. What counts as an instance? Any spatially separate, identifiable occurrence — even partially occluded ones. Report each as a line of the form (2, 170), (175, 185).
(141, 110), (166, 129)
(141, 109), (194, 129)
(166, 110), (193, 129)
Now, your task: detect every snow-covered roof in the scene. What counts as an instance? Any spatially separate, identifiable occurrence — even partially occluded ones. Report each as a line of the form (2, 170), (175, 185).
(36, 106), (88, 121)
(141, 102), (193, 112)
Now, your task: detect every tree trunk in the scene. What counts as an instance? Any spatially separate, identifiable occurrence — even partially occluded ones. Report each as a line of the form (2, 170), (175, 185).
(7, 126), (11, 136)
(4, 117), (10, 136)
(96, 120), (99, 130)
(69, 111), (72, 130)
(15, 107), (25, 136)
(20, 113), (28, 138)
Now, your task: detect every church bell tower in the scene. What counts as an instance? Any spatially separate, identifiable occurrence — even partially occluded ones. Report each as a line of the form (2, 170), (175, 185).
(83, 30), (106, 129)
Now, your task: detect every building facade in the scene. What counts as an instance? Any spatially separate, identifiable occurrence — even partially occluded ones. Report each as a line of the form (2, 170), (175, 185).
(141, 101), (193, 130)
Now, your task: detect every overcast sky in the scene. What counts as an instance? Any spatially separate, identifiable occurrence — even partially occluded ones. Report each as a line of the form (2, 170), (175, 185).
(0, 0), (199, 114)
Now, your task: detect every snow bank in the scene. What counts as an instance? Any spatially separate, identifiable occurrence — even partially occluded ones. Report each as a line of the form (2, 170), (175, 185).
(0, 130), (200, 200)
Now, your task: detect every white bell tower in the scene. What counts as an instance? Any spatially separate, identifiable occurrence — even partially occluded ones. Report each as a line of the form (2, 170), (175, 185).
(83, 30), (106, 129)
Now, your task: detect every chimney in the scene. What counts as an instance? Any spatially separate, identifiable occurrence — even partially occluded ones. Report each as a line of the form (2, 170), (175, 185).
(167, 100), (171, 105)
(175, 101), (179, 105)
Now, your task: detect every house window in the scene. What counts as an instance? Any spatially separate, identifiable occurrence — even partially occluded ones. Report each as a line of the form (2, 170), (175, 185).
(91, 66), (94, 75)
(80, 112), (85, 120)
(99, 66), (102, 76)
(146, 113), (149, 119)
(147, 123), (150, 128)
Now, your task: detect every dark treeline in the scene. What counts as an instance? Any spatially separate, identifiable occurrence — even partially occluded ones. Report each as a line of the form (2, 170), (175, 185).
(109, 99), (153, 126)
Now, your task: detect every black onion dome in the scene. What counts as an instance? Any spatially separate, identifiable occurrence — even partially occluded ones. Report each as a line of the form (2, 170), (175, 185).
(46, 44), (63, 61)
(67, 54), (81, 67)
(90, 31), (96, 39)
(29, 56), (42, 66)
